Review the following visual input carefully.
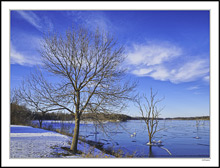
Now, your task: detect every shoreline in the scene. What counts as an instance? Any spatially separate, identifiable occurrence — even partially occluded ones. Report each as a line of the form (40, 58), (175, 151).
(10, 125), (113, 158)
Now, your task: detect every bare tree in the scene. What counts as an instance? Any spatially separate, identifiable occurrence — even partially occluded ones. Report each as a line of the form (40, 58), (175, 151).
(137, 88), (164, 145)
(10, 88), (19, 104)
(10, 89), (33, 125)
(17, 71), (65, 128)
(21, 26), (136, 154)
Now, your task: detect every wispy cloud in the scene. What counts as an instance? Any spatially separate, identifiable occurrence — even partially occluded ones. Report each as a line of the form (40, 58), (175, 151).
(132, 68), (154, 76)
(187, 86), (200, 90)
(11, 45), (27, 65)
(66, 11), (115, 32)
(127, 42), (182, 66)
(17, 11), (41, 30)
(126, 41), (209, 84)
(203, 75), (210, 82)
(172, 59), (209, 83)
(10, 44), (42, 66)
(16, 11), (53, 32)
(193, 92), (203, 95)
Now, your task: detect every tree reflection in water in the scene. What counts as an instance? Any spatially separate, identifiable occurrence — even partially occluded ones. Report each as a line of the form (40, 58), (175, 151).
(148, 145), (155, 158)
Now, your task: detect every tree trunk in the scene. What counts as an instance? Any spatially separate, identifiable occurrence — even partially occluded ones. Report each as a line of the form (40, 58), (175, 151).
(39, 113), (44, 128)
(70, 91), (81, 153)
(70, 114), (80, 153)
(39, 120), (42, 128)
(148, 145), (154, 157)
(149, 134), (152, 145)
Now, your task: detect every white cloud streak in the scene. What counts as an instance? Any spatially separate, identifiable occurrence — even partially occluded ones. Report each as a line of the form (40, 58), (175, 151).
(203, 75), (210, 82)
(10, 44), (42, 66)
(16, 11), (53, 32)
(132, 68), (154, 76)
(172, 60), (209, 83)
(126, 42), (209, 84)
(17, 11), (42, 30)
(66, 11), (114, 33)
(187, 86), (200, 90)
(127, 43), (182, 66)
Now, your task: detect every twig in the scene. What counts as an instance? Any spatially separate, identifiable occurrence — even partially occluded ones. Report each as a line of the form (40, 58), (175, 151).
(159, 146), (172, 155)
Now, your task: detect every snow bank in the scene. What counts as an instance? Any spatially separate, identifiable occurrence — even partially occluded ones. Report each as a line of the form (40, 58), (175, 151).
(10, 125), (113, 158)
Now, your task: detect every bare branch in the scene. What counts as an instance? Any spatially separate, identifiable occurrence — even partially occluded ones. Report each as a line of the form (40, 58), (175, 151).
(20, 25), (136, 153)
(136, 88), (165, 145)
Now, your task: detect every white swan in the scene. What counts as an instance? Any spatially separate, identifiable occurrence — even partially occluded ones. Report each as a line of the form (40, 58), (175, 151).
(158, 140), (162, 143)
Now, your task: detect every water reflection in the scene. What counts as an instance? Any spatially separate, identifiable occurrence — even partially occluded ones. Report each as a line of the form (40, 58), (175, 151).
(148, 146), (154, 157)
(33, 120), (210, 157)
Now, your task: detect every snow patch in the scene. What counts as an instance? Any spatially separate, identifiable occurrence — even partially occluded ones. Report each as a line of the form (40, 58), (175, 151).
(10, 125), (113, 158)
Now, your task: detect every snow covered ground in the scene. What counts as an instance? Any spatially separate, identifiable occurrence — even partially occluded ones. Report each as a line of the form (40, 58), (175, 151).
(10, 125), (112, 158)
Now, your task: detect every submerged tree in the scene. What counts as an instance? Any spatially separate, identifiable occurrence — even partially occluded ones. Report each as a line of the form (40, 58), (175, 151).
(137, 88), (164, 145)
(21, 26), (136, 153)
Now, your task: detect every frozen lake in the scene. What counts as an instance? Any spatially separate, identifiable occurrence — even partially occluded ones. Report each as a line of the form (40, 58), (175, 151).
(33, 120), (210, 158)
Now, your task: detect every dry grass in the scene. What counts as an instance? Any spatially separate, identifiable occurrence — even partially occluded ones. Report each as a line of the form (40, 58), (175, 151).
(30, 122), (137, 158)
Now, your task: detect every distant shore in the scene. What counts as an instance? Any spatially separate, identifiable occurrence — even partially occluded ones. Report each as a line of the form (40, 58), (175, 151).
(130, 116), (210, 121)
(81, 115), (210, 122)
(32, 112), (210, 122)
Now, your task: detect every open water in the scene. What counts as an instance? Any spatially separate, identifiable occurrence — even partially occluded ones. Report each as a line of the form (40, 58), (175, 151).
(33, 120), (210, 158)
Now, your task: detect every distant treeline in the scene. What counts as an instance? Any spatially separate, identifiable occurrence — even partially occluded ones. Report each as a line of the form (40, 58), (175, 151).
(11, 102), (210, 125)
(131, 116), (210, 120)
(34, 113), (210, 121)
(164, 116), (210, 120)
(34, 112), (132, 122)
(80, 113), (133, 121)
(34, 112), (74, 121)
(130, 117), (165, 120)
(80, 114), (210, 121)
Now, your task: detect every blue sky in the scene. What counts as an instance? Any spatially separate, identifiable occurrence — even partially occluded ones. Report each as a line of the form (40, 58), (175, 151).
(10, 10), (210, 118)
